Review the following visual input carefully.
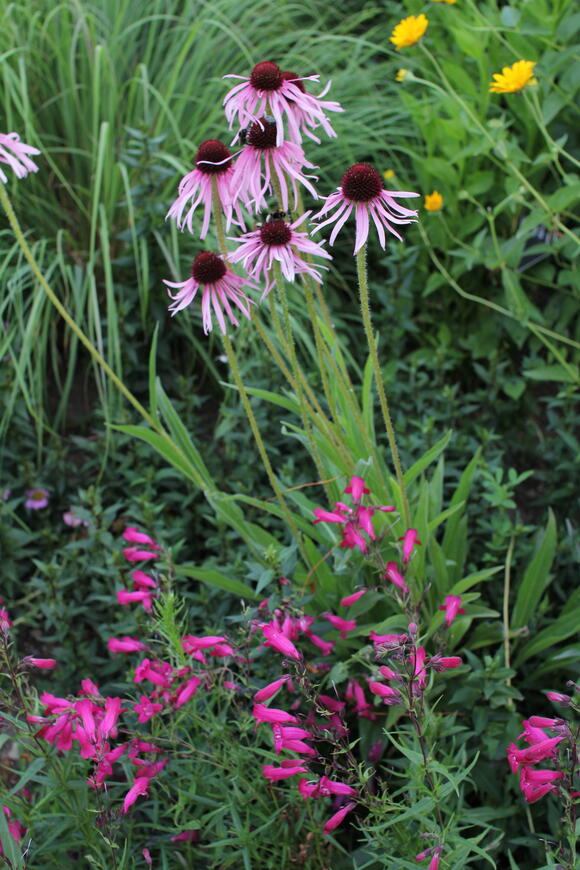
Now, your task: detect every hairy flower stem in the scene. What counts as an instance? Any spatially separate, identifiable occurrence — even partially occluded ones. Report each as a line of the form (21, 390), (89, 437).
(356, 246), (409, 527)
(503, 536), (515, 701)
(273, 262), (329, 495)
(211, 180), (309, 565)
(0, 183), (206, 491)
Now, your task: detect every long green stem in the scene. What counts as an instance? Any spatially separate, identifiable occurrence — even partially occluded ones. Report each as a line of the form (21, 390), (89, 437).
(356, 245), (410, 527)
(0, 182), (207, 491)
(211, 180), (310, 564)
(503, 535), (515, 703)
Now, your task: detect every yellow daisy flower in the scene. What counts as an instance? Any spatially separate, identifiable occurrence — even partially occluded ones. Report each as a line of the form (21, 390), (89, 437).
(396, 68), (410, 82)
(424, 191), (443, 211)
(390, 14), (429, 50)
(432, 0), (457, 4)
(489, 60), (537, 94)
(383, 169), (395, 181)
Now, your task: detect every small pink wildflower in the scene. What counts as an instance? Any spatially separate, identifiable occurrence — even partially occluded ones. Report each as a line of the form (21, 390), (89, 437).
(164, 251), (256, 334)
(171, 830), (199, 842)
(439, 594), (465, 627)
(546, 691), (572, 706)
(263, 763), (307, 781)
(429, 655), (462, 672)
(312, 163), (419, 253)
(229, 213), (331, 299)
(122, 546), (158, 563)
(223, 61), (343, 146)
(261, 624), (302, 659)
(134, 696), (164, 723)
(63, 509), (89, 527)
(253, 704), (298, 724)
(385, 562), (409, 595)
(0, 132), (40, 183)
(344, 476), (370, 502)
(131, 570), (157, 590)
(254, 675), (290, 702)
(122, 776), (151, 813)
(24, 487), (49, 510)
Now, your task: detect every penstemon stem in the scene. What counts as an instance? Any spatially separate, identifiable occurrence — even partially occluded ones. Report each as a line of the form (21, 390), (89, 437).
(356, 245), (410, 527)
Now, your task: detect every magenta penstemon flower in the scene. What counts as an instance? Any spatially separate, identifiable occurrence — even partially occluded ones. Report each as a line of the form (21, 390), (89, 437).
(166, 139), (243, 237)
(231, 117), (318, 213)
(0, 132), (40, 183)
(229, 214), (331, 299)
(224, 61), (343, 146)
(163, 251), (258, 334)
(312, 162), (419, 253)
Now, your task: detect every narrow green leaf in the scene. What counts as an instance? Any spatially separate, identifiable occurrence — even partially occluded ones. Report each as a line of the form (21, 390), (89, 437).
(512, 510), (557, 630)
(403, 431), (452, 485)
(175, 565), (258, 600)
(110, 424), (203, 486)
(515, 610), (580, 665)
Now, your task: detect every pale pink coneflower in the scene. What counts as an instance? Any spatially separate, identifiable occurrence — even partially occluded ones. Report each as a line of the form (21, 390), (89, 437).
(312, 162), (419, 253)
(25, 488), (49, 510)
(164, 251), (257, 335)
(224, 61), (343, 147)
(0, 132), (40, 183)
(229, 214), (331, 300)
(166, 139), (244, 237)
(230, 117), (318, 213)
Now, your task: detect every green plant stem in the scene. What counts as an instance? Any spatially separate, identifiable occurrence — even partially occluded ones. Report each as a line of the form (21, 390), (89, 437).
(0, 182), (208, 490)
(221, 332), (306, 560)
(210, 179), (309, 564)
(356, 245), (410, 527)
(503, 535), (515, 695)
(273, 261), (328, 492)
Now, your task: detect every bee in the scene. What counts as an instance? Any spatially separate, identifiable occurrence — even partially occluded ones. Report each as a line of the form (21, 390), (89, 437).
(238, 126), (250, 145)
(265, 210), (288, 222)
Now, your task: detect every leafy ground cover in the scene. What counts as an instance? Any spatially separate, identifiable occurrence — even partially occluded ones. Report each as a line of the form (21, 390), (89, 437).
(0, 0), (579, 868)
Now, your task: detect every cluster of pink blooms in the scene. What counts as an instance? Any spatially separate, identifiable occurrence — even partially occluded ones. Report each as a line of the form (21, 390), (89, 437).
(507, 714), (572, 803)
(116, 526), (162, 613)
(164, 61), (418, 334)
(313, 475), (396, 554)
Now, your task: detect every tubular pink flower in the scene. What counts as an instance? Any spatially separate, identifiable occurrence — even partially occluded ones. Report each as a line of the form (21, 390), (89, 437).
(108, 637), (146, 654)
(122, 527), (160, 549)
(122, 776), (151, 813)
(511, 736), (565, 765)
(323, 801), (356, 833)
(312, 163), (419, 253)
(344, 476), (370, 502)
(319, 694), (345, 713)
(304, 630), (334, 656)
(527, 716), (562, 728)
(263, 764), (307, 781)
(370, 631), (407, 647)
(280, 738), (316, 756)
(253, 703), (298, 724)
(230, 117), (319, 213)
(224, 61), (343, 146)
(261, 624), (302, 659)
(171, 830), (199, 842)
(323, 613), (357, 639)
(546, 691), (572, 706)
(439, 594), (465, 626)
(0, 132), (40, 183)
(429, 655), (462, 672)
(122, 546), (158, 563)
(98, 697), (122, 739)
(134, 696), (164, 723)
(75, 699), (97, 743)
(164, 251), (256, 334)
(182, 635), (228, 652)
(340, 589), (366, 607)
(229, 213), (331, 300)
(385, 562), (409, 595)
(117, 589), (154, 611)
(254, 676), (289, 702)
(166, 139), (243, 237)
(174, 675), (203, 709)
(399, 528), (422, 563)
(23, 657), (57, 670)
(131, 570), (157, 590)
(368, 681), (401, 704)
(319, 776), (357, 796)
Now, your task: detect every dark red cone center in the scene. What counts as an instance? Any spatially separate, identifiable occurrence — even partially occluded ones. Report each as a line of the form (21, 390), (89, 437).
(192, 252), (227, 284)
(281, 71), (305, 93)
(341, 163), (383, 202)
(259, 220), (292, 246)
(247, 119), (278, 150)
(250, 61), (283, 92)
(195, 140), (231, 175)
